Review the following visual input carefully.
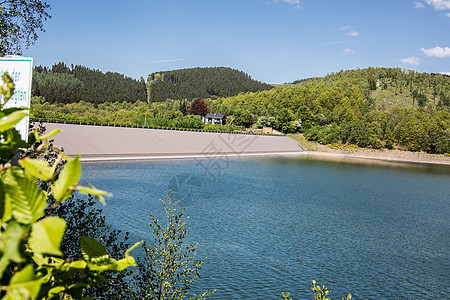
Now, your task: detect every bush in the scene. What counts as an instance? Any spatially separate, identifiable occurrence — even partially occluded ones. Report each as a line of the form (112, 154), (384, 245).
(0, 73), (138, 299)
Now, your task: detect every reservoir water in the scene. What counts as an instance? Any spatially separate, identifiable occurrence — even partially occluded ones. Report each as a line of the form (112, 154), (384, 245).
(81, 156), (450, 299)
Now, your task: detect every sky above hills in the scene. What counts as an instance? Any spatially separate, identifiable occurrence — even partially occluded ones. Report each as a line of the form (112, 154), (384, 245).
(23, 0), (450, 84)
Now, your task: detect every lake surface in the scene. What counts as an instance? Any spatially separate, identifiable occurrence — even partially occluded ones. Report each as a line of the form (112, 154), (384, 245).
(81, 156), (450, 299)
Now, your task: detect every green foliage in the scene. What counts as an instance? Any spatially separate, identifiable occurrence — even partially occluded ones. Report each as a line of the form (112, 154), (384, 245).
(0, 0), (51, 56)
(0, 73), (138, 299)
(207, 67), (450, 153)
(282, 280), (351, 300)
(274, 108), (295, 133)
(417, 92), (427, 107)
(232, 108), (254, 128)
(32, 62), (147, 104)
(310, 280), (351, 300)
(132, 193), (214, 299)
(147, 67), (273, 102)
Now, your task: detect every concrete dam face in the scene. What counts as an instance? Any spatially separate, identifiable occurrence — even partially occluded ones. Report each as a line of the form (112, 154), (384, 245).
(42, 123), (305, 161)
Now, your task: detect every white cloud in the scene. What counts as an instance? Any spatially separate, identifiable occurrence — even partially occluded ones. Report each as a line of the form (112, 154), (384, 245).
(276, 0), (302, 8)
(415, 1), (426, 8)
(447, 12), (450, 16)
(338, 25), (359, 37)
(343, 48), (355, 55)
(401, 56), (421, 65)
(152, 58), (185, 64)
(423, 0), (450, 10)
(338, 25), (352, 31)
(420, 46), (450, 58)
(440, 71), (450, 75)
(279, 0), (300, 4)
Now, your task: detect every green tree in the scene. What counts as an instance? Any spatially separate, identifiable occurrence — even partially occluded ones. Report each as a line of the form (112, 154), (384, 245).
(275, 108), (294, 133)
(297, 105), (314, 123)
(0, 0), (51, 55)
(0, 73), (138, 299)
(417, 93), (427, 107)
(367, 75), (377, 90)
(132, 194), (214, 299)
(411, 89), (419, 106)
(232, 108), (254, 128)
(438, 91), (449, 107)
(384, 127), (394, 149)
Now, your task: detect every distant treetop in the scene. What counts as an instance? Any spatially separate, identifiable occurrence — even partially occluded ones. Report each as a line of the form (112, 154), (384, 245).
(32, 62), (147, 104)
(146, 67), (273, 102)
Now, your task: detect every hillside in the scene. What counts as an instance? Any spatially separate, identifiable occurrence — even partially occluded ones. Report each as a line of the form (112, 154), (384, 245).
(30, 67), (450, 154)
(292, 67), (450, 109)
(207, 67), (450, 153)
(146, 67), (273, 102)
(32, 62), (147, 104)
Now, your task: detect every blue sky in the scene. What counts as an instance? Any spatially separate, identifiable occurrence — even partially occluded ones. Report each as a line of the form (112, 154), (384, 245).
(23, 0), (450, 83)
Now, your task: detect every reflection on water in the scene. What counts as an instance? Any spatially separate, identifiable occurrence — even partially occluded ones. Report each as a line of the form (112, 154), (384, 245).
(81, 157), (450, 299)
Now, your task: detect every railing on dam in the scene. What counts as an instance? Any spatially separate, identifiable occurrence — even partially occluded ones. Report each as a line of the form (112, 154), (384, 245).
(31, 119), (285, 137)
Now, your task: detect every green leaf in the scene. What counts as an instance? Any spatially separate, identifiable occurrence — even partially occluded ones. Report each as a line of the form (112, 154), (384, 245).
(0, 128), (28, 160)
(68, 260), (87, 270)
(46, 286), (66, 299)
(0, 179), (12, 223)
(125, 241), (143, 256)
(31, 253), (47, 267)
(3, 168), (47, 224)
(77, 184), (111, 205)
(0, 221), (27, 277)
(29, 216), (66, 256)
(5, 265), (42, 300)
(116, 256), (136, 270)
(80, 236), (108, 260)
(52, 155), (81, 202)
(0, 110), (28, 132)
(37, 128), (61, 141)
(19, 158), (54, 181)
(2, 107), (28, 116)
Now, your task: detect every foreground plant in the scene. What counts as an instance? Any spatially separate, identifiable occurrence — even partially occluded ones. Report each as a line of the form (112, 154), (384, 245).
(282, 280), (351, 300)
(132, 193), (214, 299)
(0, 72), (139, 299)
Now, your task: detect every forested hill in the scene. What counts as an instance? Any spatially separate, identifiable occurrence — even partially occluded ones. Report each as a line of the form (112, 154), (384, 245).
(291, 67), (450, 109)
(208, 67), (450, 153)
(32, 62), (147, 104)
(146, 67), (273, 102)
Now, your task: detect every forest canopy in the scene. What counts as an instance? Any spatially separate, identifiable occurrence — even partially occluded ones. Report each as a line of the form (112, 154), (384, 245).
(32, 62), (147, 104)
(146, 67), (273, 102)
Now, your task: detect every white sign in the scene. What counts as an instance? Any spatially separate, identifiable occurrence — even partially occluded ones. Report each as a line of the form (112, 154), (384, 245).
(0, 56), (33, 142)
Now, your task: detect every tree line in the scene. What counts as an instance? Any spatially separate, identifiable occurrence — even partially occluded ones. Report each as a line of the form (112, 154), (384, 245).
(32, 62), (147, 104)
(147, 67), (273, 102)
(206, 68), (450, 153)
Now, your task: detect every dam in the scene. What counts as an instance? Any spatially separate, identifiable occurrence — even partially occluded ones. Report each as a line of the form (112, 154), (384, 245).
(43, 123), (305, 161)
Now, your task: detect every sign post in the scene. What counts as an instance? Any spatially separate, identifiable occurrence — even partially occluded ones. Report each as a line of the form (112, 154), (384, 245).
(0, 56), (33, 142)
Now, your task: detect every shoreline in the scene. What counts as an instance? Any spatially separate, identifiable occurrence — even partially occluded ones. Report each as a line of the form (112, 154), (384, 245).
(79, 151), (307, 162)
(288, 133), (450, 167)
(79, 150), (450, 168)
(305, 151), (450, 167)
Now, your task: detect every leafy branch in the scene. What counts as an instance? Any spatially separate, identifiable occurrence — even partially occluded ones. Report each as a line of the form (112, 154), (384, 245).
(0, 72), (139, 299)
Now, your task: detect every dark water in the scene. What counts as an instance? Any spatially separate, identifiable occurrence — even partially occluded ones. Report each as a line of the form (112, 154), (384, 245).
(80, 157), (450, 299)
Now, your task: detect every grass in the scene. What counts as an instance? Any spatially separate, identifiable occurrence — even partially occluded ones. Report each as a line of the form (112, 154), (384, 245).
(370, 82), (438, 110)
(287, 133), (328, 152)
